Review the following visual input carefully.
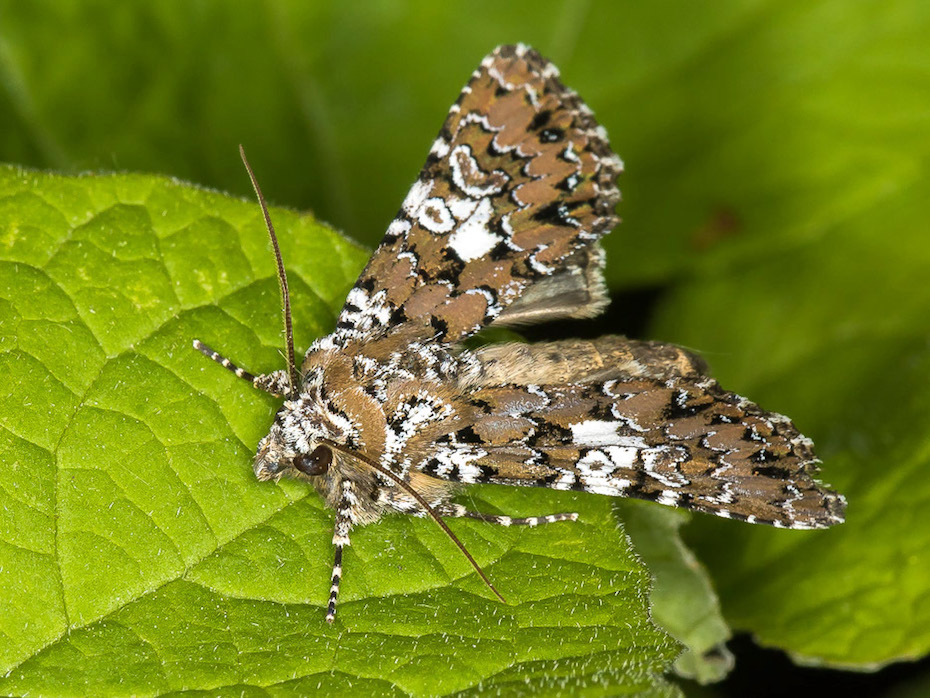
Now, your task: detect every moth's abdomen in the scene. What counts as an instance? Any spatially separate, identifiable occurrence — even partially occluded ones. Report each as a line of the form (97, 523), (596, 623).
(429, 377), (845, 530)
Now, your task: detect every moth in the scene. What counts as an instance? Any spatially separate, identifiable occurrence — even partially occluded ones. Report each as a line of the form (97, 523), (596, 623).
(194, 44), (845, 622)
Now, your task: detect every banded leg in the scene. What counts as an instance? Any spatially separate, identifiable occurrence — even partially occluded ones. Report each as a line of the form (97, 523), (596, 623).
(326, 543), (344, 624)
(326, 480), (356, 623)
(192, 339), (290, 396)
(439, 503), (578, 527)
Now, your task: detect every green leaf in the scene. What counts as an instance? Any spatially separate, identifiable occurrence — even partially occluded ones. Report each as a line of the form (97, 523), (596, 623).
(618, 502), (732, 684)
(3, 0), (928, 682)
(661, 174), (930, 668)
(0, 166), (680, 695)
(639, 1), (930, 667)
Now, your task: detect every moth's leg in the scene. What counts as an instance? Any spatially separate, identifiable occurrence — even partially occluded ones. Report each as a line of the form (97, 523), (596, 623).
(326, 480), (356, 623)
(439, 503), (578, 527)
(192, 339), (290, 396)
(326, 541), (345, 624)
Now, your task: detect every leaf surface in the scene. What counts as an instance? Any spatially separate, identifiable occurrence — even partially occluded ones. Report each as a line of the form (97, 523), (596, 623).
(0, 166), (681, 695)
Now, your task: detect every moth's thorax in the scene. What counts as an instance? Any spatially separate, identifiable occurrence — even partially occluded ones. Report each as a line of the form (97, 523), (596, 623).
(255, 340), (478, 516)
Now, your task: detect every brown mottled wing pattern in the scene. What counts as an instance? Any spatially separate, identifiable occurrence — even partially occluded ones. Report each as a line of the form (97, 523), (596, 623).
(330, 44), (622, 347)
(420, 370), (845, 530)
(377, 337), (846, 529)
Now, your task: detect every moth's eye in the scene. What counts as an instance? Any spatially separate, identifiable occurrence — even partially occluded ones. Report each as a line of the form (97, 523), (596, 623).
(293, 445), (332, 476)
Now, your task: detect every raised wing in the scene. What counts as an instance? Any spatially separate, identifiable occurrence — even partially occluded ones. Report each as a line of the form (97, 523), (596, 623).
(330, 44), (622, 348)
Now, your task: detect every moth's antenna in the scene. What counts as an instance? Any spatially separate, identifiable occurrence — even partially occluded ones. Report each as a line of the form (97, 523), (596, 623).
(323, 439), (506, 604)
(239, 144), (299, 397)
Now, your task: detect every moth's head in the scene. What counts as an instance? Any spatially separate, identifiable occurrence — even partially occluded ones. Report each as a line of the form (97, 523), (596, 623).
(253, 399), (334, 482)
